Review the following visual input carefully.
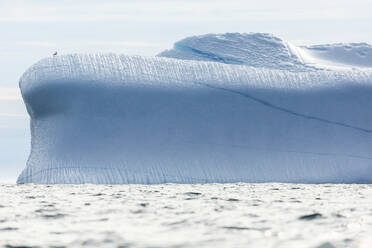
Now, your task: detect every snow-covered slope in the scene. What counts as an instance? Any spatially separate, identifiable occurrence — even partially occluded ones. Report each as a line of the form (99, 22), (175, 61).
(17, 33), (372, 184)
(300, 43), (372, 69)
(158, 33), (372, 71)
(158, 33), (314, 71)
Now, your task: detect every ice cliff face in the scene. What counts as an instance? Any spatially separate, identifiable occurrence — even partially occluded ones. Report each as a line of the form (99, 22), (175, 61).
(17, 33), (372, 184)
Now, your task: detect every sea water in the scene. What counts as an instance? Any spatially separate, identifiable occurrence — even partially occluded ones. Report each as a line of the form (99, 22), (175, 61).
(1, 183), (372, 248)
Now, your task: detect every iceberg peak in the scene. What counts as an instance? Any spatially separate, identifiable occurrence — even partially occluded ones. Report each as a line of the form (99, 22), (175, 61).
(158, 32), (372, 71)
(157, 33), (313, 71)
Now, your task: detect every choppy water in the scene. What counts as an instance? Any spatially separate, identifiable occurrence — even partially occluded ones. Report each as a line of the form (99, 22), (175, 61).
(0, 183), (372, 248)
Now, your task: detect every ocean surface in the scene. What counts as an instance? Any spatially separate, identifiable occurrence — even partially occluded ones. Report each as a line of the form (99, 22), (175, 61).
(0, 183), (372, 248)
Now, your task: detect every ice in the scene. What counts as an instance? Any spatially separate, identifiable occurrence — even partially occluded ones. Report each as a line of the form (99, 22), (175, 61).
(158, 33), (372, 71)
(157, 33), (315, 71)
(16, 33), (372, 184)
(300, 43), (372, 69)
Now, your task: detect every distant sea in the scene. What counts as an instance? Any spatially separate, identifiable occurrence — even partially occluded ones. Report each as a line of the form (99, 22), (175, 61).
(0, 183), (371, 248)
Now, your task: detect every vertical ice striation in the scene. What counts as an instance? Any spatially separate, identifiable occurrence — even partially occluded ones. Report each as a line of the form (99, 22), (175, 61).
(17, 35), (372, 184)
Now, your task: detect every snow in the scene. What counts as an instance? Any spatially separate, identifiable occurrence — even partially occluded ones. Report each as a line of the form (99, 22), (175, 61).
(158, 33), (372, 71)
(299, 43), (372, 69)
(16, 33), (372, 184)
(158, 33), (316, 71)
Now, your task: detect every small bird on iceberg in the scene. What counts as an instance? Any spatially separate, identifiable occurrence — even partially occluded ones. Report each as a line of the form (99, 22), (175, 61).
(53, 51), (58, 56)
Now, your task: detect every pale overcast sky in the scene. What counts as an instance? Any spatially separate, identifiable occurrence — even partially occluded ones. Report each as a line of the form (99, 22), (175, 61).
(1, 0), (372, 181)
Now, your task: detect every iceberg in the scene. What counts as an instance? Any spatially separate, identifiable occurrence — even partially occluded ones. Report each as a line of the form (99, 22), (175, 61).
(17, 33), (372, 184)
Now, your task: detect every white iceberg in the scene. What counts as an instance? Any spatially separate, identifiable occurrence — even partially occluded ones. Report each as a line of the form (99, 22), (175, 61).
(17, 33), (372, 184)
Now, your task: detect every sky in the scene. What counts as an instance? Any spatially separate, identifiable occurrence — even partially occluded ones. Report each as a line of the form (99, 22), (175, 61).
(1, 0), (372, 182)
